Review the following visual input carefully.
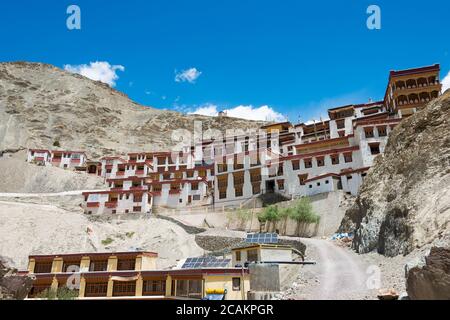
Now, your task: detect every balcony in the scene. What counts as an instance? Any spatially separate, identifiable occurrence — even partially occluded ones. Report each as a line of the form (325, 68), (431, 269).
(105, 201), (118, 209)
(136, 170), (145, 175)
(117, 171), (125, 176)
(86, 202), (100, 208)
(169, 189), (181, 195)
(130, 186), (146, 191)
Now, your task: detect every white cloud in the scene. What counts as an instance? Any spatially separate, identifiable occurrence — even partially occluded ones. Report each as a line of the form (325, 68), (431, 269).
(442, 70), (450, 93)
(64, 61), (125, 87)
(175, 67), (202, 83)
(188, 104), (286, 122)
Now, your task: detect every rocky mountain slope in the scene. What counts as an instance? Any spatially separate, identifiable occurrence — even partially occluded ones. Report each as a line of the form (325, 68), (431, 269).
(0, 62), (264, 158)
(340, 91), (450, 257)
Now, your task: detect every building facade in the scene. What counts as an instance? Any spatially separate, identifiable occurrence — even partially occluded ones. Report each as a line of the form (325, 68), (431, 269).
(27, 64), (443, 213)
(26, 251), (250, 300)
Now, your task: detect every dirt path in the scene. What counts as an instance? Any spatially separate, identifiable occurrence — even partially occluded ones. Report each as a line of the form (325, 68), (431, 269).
(285, 238), (374, 300)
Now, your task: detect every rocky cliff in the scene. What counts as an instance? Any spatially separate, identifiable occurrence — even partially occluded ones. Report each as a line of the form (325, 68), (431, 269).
(0, 62), (264, 158)
(340, 91), (450, 257)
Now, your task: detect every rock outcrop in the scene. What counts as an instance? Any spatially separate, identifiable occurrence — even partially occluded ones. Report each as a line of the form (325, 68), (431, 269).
(0, 62), (265, 158)
(0, 258), (33, 300)
(406, 247), (450, 300)
(339, 91), (450, 256)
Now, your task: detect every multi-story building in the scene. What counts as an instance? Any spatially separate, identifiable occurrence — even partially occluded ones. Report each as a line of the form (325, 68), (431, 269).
(28, 64), (444, 213)
(27, 149), (87, 169)
(26, 251), (250, 300)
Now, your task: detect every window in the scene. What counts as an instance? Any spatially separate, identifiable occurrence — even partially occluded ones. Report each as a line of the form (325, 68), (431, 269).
(317, 182), (321, 186)
(235, 251), (241, 262)
(191, 183), (199, 191)
(133, 206), (142, 213)
(113, 281), (136, 297)
(292, 160), (300, 171)
(298, 174), (308, 186)
(134, 195), (143, 202)
(235, 185), (243, 197)
(364, 127), (374, 138)
(277, 180), (285, 190)
(85, 282), (108, 297)
(247, 250), (258, 262)
(309, 185), (313, 189)
(316, 157), (325, 167)
(336, 119), (345, 129)
(377, 126), (387, 137)
(338, 130), (345, 137)
(186, 170), (194, 178)
(218, 163), (228, 173)
(219, 189), (227, 199)
(325, 180), (329, 184)
(304, 159), (312, 168)
(34, 262), (52, 274)
(89, 260), (108, 272)
(193, 195), (201, 201)
(370, 143), (381, 155)
(176, 280), (202, 299)
(232, 278), (241, 291)
(252, 183), (261, 195)
(331, 155), (339, 165)
(117, 259), (136, 271)
(62, 260), (81, 272)
(143, 280), (166, 296)
(344, 153), (353, 163)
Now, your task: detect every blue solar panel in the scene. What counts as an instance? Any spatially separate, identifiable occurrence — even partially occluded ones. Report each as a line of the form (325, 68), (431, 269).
(245, 233), (278, 244)
(182, 257), (231, 269)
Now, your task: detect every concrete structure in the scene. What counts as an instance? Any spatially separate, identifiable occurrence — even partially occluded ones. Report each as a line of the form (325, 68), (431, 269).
(26, 251), (250, 300)
(27, 149), (87, 169)
(231, 244), (293, 267)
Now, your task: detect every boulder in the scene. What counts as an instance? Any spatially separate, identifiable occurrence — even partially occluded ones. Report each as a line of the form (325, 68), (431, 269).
(406, 247), (450, 300)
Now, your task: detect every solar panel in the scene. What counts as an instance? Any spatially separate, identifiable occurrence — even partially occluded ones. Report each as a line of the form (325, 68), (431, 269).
(182, 257), (231, 269)
(245, 233), (279, 244)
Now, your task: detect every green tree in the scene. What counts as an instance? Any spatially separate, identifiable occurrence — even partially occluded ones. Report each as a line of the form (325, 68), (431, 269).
(288, 197), (320, 236)
(259, 205), (281, 232)
(279, 207), (293, 236)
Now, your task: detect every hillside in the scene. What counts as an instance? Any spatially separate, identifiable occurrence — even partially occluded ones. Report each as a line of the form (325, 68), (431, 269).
(340, 91), (450, 257)
(0, 62), (265, 158)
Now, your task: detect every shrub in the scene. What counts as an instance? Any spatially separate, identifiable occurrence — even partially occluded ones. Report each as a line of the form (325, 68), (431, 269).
(101, 237), (114, 246)
(36, 287), (79, 300)
(53, 140), (61, 147)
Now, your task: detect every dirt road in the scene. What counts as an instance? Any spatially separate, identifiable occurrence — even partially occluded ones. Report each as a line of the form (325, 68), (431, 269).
(285, 238), (374, 300)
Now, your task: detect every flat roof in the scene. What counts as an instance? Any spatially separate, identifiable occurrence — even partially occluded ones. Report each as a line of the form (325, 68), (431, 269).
(29, 251), (158, 260)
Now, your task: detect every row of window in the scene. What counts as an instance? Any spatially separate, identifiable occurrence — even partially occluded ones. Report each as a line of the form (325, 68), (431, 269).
(33, 259), (138, 274)
(291, 153), (353, 170)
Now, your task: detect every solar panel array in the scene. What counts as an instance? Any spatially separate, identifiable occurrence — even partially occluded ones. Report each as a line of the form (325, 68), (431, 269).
(182, 257), (231, 269)
(245, 233), (279, 244)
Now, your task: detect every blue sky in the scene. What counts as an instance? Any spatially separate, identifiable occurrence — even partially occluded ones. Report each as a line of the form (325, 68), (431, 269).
(0, 0), (449, 122)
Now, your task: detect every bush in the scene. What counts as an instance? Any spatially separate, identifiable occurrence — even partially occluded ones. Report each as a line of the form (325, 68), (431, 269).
(53, 140), (61, 147)
(101, 237), (114, 246)
(36, 287), (79, 300)
(288, 198), (319, 223)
